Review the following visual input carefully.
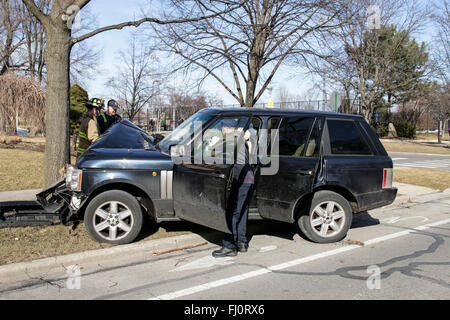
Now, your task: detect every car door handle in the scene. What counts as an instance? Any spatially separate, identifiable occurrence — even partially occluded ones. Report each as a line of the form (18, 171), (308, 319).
(298, 169), (313, 175)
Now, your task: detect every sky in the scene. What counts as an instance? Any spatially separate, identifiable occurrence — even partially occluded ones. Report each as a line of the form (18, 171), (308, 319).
(74, 0), (316, 107)
(75, 0), (439, 108)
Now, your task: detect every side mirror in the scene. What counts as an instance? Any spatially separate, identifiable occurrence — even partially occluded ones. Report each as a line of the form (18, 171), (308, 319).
(170, 144), (186, 157)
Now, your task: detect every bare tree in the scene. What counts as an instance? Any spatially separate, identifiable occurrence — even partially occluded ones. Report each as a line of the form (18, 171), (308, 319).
(0, 72), (45, 134)
(20, 0), (237, 186)
(107, 35), (164, 121)
(431, 0), (450, 85)
(154, 0), (346, 108)
(0, 0), (26, 75)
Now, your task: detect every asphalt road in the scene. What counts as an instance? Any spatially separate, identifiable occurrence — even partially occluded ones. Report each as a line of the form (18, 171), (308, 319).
(390, 152), (450, 171)
(0, 191), (449, 301)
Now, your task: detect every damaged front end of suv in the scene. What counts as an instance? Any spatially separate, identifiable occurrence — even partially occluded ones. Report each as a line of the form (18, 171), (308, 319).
(1, 119), (165, 234)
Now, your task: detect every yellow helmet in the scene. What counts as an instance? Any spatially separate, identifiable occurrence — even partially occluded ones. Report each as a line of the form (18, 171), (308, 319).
(86, 98), (104, 109)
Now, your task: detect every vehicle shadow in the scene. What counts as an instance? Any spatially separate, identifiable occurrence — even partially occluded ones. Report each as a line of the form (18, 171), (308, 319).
(136, 211), (380, 245)
(351, 211), (380, 229)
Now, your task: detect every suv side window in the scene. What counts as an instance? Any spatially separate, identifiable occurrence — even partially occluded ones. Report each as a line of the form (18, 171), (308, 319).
(327, 119), (372, 155)
(304, 118), (323, 157)
(278, 117), (315, 157)
(195, 116), (249, 159)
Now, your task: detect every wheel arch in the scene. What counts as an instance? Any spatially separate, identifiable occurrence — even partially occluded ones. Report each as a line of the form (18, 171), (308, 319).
(292, 184), (359, 221)
(79, 182), (156, 220)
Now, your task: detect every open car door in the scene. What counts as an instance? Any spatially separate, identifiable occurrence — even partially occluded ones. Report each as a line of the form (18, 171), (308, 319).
(172, 115), (250, 233)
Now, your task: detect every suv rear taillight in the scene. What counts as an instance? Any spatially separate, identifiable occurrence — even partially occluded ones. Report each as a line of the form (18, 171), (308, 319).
(383, 168), (393, 189)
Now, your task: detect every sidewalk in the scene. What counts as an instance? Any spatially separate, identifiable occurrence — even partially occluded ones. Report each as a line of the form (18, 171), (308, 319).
(381, 138), (450, 148)
(0, 189), (41, 202)
(0, 183), (449, 290)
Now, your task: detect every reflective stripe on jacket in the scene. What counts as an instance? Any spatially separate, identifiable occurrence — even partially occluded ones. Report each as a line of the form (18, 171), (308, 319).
(77, 113), (98, 158)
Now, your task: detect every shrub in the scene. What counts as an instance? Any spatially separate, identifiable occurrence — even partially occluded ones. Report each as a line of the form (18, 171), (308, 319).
(376, 121), (389, 137)
(393, 120), (416, 139)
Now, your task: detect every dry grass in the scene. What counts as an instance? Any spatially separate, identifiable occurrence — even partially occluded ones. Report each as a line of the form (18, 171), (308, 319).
(394, 168), (450, 191)
(20, 136), (46, 144)
(382, 141), (450, 155)
(415, 133), (450, 141)
(0, 149), (44, 191)
(0, 132), (22, 145)
(0, 221), (202, 265)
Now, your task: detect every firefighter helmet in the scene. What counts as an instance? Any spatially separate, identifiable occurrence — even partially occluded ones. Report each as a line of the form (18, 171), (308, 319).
(85, 98), (105, 109)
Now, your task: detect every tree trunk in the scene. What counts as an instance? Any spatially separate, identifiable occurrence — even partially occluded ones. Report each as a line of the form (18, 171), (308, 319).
(43, 24), (72, 186)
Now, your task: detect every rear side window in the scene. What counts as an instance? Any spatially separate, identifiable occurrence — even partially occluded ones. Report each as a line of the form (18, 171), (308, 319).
(278, 117), (314, 157)
(327, 119), (372, 155)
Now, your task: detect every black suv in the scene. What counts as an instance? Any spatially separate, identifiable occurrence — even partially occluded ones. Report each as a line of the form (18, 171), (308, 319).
(62, 108), (396, 245)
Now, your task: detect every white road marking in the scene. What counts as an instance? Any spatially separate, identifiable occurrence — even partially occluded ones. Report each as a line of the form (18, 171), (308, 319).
(258, 245), (278, 253)
(382, 216), (429, 224)
(149, 218), (450, 300)
(394, 159), (450, 169)
(170, 256), (235, 272)
(392, 158), (407, 160)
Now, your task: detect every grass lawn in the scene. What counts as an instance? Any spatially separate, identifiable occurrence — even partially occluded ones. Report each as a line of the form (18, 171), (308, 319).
(382, 141), (450, 155)
(0, 221), (201, 266)
(0, 149), (44, 191)
(394, 168), (450, 191)
(415, 133), (449, 141)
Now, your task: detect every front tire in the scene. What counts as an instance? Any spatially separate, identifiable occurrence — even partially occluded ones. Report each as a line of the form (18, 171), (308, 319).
(298, 191), (352, 243)
(84, 190), (143, 245)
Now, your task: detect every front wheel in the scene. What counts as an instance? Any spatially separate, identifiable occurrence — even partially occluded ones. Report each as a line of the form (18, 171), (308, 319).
(84, 190), (143, 245)
(297, 191), (352, 243)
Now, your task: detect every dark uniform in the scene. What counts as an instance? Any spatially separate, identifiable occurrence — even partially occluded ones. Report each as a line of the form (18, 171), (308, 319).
(98, 113), (122, 134)
(97, 99), (121, 134)
(213, 130), (256, 257)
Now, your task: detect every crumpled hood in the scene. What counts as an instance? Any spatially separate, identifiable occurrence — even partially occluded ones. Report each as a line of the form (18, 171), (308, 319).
(76, 120), (173, 170)
(89, 119), (155, 150)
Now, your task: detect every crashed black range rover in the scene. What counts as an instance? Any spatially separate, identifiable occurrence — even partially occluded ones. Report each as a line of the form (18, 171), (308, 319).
(1, 108), (397, 245)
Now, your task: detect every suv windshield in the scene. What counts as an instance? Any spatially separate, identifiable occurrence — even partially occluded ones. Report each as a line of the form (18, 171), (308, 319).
(158, 110), (214, 153)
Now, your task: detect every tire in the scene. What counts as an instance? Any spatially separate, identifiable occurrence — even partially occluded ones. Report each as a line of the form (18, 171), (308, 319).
(84, 190), (143, 245)
(297, 190), (352, 243)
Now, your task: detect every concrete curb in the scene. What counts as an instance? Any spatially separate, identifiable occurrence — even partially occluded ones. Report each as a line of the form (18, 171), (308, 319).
(0, 232), (212, 290)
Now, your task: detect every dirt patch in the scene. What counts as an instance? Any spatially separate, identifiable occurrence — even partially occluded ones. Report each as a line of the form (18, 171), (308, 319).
(0, 141), (45, 153)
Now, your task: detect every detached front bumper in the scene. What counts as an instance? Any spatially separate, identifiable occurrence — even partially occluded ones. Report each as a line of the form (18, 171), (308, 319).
(0, 179), (77, 228)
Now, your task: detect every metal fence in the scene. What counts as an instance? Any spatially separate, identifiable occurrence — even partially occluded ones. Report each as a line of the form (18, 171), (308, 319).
(221, 100), (330, 111)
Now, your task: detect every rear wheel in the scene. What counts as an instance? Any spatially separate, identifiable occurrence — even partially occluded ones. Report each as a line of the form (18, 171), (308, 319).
(298, 191), (352, 243)
(84, 190), (143, 245)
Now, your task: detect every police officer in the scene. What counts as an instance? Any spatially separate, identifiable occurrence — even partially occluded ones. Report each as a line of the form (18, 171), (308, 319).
(98, 99), (122, 134)
(212, 127), (256, 258)
(77, 98), (104, 160)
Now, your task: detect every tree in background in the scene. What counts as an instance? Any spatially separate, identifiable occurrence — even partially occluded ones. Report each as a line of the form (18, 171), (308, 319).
(69, 84), (88, 132)
(155, 0), (347, 108)
(1, 0), (100, 84)
(20, 0), (237, 186)
(0, 72), (45, 135)
(69, 84), (88, 154)
(0, 0), (25, 75)
(107, 35), (164, 122)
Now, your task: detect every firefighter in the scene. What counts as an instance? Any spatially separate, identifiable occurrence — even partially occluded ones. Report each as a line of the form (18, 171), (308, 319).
(77, 98), (104, 160)
(97, 99), (122, 134)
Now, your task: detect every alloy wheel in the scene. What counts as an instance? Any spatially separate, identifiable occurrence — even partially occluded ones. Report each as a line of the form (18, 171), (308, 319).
(310, 201), (346, 238)
(92, 201), (134, 241)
